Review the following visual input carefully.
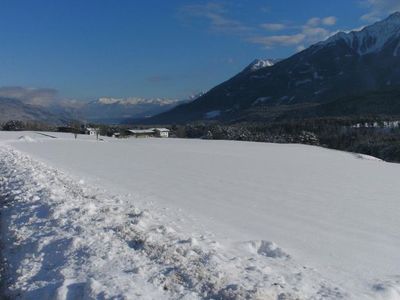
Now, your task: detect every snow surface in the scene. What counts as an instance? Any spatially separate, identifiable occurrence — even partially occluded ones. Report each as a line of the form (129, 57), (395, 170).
(1, 132), (400, 299)
(249, 59), (278, 71)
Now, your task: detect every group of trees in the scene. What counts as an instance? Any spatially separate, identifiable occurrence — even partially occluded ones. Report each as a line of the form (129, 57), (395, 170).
(170, 117), (400, 162)
(0, 119), (124, 138)
(1, 120), (55, 131)
(171, 122), (320, 145)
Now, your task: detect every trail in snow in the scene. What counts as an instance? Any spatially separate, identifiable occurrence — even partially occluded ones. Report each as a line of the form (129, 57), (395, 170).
(0, 145), (349, 299)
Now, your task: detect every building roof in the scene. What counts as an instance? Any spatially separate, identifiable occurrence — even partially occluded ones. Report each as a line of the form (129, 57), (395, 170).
(128, 129), (155, 134)
(128, 128), (169, 134)
(152, 128), (170, 132)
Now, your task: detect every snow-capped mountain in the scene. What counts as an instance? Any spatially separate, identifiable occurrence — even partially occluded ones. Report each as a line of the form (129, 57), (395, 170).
(96, 97), (181, 106)
(77, 97), (184, 123)
(150, 12), (400, 123)
(0, 93), (196, 125)
(321, 12), (400, 55)
(246, 59), (280, 71)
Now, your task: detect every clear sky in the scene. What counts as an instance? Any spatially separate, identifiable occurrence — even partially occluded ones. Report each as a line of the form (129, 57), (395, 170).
(0, 0), (399, 100)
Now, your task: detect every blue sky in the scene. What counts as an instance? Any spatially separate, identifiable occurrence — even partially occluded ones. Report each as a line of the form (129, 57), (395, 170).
(0, 0), (399, 101)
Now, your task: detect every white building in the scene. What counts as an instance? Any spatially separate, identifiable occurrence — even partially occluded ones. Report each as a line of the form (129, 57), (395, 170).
(153, 128), (170, 138)
(128, 129), (156, 138)
(127, 128), (170, 138)
(86, 128), (99, 136)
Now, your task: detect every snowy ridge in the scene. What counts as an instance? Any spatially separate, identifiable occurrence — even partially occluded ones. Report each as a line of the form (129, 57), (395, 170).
(97, 97), (181, 106)
(248, 59), (279, 71)
(0, 145), (348, 299)
(321, 12), (400, 55)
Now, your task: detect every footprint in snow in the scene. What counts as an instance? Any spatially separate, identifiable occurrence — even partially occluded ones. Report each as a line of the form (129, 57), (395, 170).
(241, 240), (290, 259)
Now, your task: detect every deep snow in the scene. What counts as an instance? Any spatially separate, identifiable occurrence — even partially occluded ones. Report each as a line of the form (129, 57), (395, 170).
(1, 131), (400, 299)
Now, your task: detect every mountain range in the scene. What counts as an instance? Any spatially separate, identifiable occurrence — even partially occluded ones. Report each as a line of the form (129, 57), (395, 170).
(75, 97), (186, 124)
(3, 13), (400, 126)
(149, 12), (400, 124)
(0, 97), (68, 125)
(0, 95), (190, 125)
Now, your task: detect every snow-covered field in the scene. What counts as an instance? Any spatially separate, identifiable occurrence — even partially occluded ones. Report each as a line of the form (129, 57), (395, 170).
(1, 131), (399, 299)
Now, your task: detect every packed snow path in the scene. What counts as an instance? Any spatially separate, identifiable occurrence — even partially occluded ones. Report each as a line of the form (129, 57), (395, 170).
(0, 132), (400, 299)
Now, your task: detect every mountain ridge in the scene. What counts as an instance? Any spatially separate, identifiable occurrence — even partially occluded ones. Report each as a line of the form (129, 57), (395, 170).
(320, 12), (400, 55)
(148, 12), (400, 124)
(245, 59), (281, 72)
(0, 97), (67, 125)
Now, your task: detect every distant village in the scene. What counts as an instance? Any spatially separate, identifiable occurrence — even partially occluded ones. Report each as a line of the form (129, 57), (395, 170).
(86, 127), (170, 138)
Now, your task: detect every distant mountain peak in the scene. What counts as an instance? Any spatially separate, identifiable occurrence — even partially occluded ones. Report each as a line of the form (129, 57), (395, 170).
(247, 59), (280, 71)
(321, 11), (400, 55)
(96, 97), (180, 106)
(148, 12), (400, 124)
(77, 96), (189, 124)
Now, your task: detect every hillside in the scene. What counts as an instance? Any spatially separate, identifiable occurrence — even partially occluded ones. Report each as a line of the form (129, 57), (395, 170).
(0, 97), (67, 125)
(234, 86), (400, 122)
(150, 12), (400, 124)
